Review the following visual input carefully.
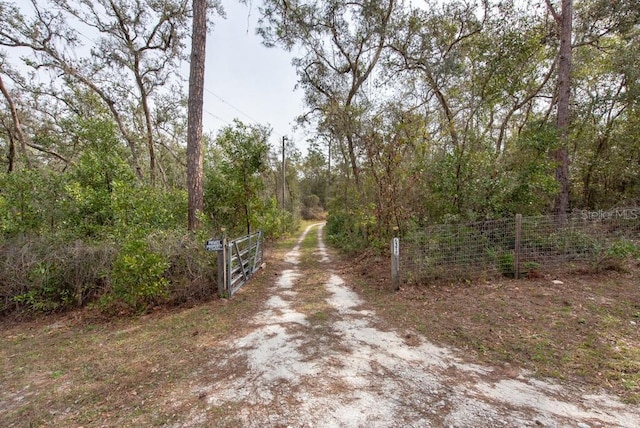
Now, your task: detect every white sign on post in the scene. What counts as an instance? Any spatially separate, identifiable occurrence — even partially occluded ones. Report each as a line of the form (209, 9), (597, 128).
(205, 239), (224, 252)
(391, 237), (400, 291)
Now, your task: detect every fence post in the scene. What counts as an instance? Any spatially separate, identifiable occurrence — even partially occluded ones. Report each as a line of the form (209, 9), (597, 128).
(248, 232), (252, 273)
(217, 237), (227, 297)
(391, 237), (400, 291)
(227, 241), (233, 296)
(514, 214), (522, 279)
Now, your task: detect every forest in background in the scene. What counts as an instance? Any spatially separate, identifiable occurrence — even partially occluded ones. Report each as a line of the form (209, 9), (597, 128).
(0, 0), (638, 314)
(256, 0), (639, 250)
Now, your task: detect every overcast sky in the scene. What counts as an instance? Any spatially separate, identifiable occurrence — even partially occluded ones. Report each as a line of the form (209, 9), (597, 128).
(8, 1), (307, 153)
(196, 1), (308, 152)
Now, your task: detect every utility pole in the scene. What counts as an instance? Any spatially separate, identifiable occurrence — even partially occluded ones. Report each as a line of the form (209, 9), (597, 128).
(282, 136), (287, 235)
(327, 138), (331, 184)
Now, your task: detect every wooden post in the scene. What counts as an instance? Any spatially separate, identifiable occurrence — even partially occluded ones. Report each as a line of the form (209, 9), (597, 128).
(391, 237), (400, 291)
(217, 236), (227, 297)
(514, 214), (522, 279)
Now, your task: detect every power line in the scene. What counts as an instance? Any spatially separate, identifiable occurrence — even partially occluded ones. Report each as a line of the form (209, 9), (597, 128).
(82, 0), (291, 140)
(204, 87), (262, 127)
(24, 0), (292, 141)
(202, 87), (288, 139)
(204, 109), (232, 127)
(181, 58), (287, 139)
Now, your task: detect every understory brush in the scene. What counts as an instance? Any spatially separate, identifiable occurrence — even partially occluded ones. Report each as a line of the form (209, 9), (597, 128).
(0, 232), (216, 316)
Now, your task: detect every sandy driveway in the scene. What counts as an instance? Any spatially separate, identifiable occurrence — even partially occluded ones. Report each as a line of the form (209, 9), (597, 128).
(186, 223), (640, 427)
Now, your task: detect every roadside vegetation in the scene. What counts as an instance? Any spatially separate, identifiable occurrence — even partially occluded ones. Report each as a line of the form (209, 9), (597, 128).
(0, 227), (306, 427)
(0, 117), (304, 316)
(337, 247), (640, 404)
(1, 0), (638, 314)
(0, 0), (638, 410)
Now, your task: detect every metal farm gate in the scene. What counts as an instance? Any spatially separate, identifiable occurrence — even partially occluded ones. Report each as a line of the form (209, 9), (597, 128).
(206, 231), (265, 298)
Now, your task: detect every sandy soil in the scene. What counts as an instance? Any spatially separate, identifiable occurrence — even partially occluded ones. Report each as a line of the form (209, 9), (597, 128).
(181, 223), (640, 427)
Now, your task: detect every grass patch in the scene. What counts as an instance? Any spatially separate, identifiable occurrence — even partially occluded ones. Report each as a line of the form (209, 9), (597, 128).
(0, 222), (329, 426)
(338, 252), (640, 404)
(0, 276), (268, 426)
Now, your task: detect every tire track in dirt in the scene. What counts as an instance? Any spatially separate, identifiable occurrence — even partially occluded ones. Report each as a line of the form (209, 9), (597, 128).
(184, 223), (640, 427)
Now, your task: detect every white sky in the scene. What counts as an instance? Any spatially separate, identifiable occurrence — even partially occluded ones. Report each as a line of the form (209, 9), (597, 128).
(8, 0), (308, 154)
(198, 1), (308, 152)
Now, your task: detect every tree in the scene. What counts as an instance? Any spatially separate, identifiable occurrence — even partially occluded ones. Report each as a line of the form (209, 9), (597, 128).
(204, 120), (270, 235)
(187, 0), (207, 230)
(258, 0), (397, 189)
(387, 1), (558, 219)
(299, 141), (329, 208)
(0, 60), (70, 169)
(571, 0), (640, 208)
(546, 0), (573, 220)
(53, 0), (191, 185)
(0, 0), (192, 182)
(0, 72), (30, 169)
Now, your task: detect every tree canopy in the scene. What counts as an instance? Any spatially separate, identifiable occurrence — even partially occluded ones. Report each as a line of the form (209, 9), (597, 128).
(0, 0), (638, 311)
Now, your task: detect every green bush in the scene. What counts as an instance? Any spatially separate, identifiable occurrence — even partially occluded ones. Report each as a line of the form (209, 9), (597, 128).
(326, 210), (361, 252)
(13, 260), (72, 312)
(606, 239), (640, 259)
(254, 197), (297, 239)
(0, 232), (220, 315)
(106, 239), (170, 312)
(0, 170), (66, 236)
(110, 182), (187, 238)
(497, 251), (516, 277)
(147, 230), (216, 304)
(594, 239), (640, 272)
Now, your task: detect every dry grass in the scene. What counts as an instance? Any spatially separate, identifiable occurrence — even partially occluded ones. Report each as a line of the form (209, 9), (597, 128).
(340, 253), (640, 404)
(0, 229), (297, 428)
(2, 223), (638, 428)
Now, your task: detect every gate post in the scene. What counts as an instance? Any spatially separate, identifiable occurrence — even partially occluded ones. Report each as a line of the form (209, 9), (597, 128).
(391, 237), (400, 291)
(217, 236), (227, 297)
(227, 241), (233, 295)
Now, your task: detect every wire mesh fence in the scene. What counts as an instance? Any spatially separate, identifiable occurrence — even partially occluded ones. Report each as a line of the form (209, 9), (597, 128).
(399, 208), (640, 283)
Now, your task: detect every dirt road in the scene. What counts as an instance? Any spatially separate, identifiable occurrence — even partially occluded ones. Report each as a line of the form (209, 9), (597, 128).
(184, 223), (640, 427)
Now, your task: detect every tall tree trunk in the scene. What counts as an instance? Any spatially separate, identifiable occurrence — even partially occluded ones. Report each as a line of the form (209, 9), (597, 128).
(345, 134), (360, 188)
(1, 116), (16, 172)
(548, 0), (573, 222)
(7, 130), (15, 172)
(0, 74), (31, 169)
(187, 0), (207, 230)
(134, 58), (156, 186)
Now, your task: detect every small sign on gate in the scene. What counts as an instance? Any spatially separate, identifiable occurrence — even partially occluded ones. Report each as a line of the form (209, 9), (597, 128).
(205, 239), (224, 252)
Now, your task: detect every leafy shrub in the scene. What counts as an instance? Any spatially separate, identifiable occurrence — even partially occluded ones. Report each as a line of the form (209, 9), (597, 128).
(0, 170), (66, 236)
(254, 197), (298, 239)
(554, 230), (600, 256)
(606, 239), (640, 259)
(595, 239), (640, 272)
(110, 182), (187, 238)
(13, 260), (72, 312)
(497, 251), (515, 277)
(326, 210), (361, 252)
(147, 230), (216, 305)
(106, 239), (170, 313)
(0, 237), (116, 314)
